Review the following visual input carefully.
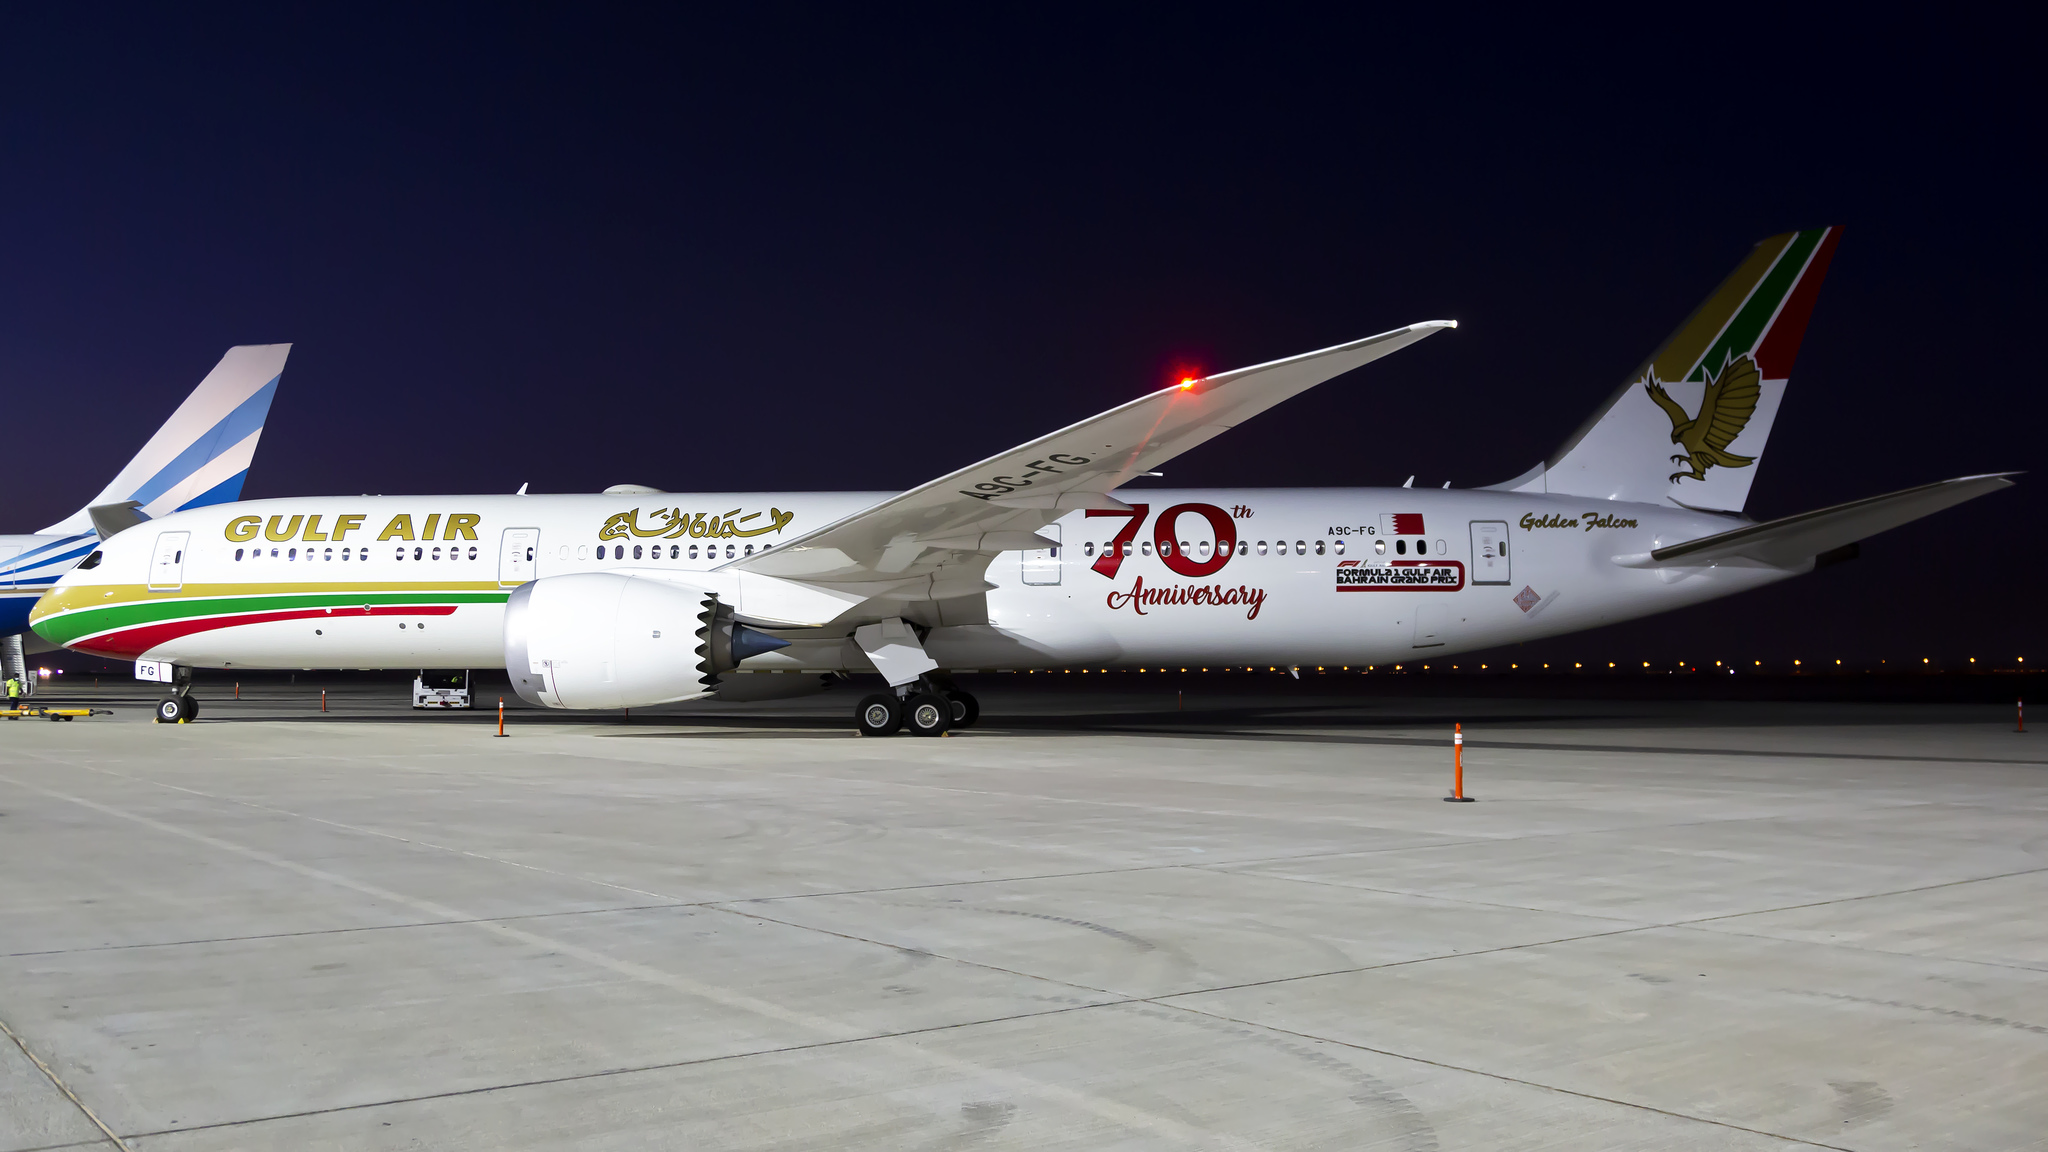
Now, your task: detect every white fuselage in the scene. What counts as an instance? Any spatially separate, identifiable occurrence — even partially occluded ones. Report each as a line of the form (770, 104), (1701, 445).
(35, 487), (1797, 675)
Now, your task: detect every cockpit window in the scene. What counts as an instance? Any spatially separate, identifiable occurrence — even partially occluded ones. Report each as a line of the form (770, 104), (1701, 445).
(76, 550), (104, 570)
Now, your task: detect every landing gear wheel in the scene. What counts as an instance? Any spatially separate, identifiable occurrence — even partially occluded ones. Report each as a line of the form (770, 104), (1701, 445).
(905, 693), (952, 737)
(156, 696), (194, 723)
(856, 693), (902, 737)
(944, 690), (979, 728)
(183, 696), (200, 720)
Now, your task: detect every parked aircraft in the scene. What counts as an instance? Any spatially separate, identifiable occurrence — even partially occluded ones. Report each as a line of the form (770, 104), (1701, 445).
(2, 346), (288, 689)
(33, 231), (2014, 730)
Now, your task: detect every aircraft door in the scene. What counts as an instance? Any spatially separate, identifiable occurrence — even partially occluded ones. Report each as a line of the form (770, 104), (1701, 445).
(1021, 524), (1061, 585)
(1469, 520), (1510, 585)
(149, 531), (190, 591)
(498, 528), (540, 587)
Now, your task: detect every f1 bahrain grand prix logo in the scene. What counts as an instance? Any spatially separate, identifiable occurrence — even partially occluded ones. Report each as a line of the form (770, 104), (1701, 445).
(1088, 503), (1268, 620)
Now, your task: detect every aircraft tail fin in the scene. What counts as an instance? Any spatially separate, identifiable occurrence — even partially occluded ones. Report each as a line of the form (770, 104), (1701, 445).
(1489, 228), (1841, 511)
(39, 344), (291, 535)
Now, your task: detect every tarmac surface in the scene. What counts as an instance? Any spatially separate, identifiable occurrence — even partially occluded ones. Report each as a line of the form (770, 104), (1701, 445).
(2, 677), (2044, 1150)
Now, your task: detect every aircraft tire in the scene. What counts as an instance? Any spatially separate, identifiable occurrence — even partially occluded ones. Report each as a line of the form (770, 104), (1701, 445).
(944, 690), (979, 728)
(184, 696), (201, 720)
(904, 693), (952, 737)
(156, 696), (193, 724)
(856, 693), (902, 737)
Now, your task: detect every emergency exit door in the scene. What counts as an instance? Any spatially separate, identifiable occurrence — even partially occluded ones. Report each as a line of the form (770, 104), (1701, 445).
(1020, 524), (1061, 585)
(498, 528), (540, 587)
(1469, 520), (1510, 585)
(149, 531), (190, 591)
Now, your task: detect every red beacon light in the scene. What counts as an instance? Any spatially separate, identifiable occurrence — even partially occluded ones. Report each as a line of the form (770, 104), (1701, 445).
(1178, 377), (1197, 390)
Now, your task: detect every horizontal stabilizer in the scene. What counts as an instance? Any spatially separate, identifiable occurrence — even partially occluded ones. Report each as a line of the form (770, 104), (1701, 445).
(87, 501), (149, 540)
(1633, 473), (2017, 568)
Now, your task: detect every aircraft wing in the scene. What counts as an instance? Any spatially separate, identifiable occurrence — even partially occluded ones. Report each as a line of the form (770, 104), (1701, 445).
(1636, 472), (2018, 569)
(724, 321), (1453, 609)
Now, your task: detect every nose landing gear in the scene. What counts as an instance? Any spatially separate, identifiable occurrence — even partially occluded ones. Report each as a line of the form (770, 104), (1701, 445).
(153, 664), (199, 723)
(155, 695), (199, 723)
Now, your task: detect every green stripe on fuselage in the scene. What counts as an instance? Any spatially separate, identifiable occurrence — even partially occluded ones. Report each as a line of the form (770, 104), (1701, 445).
(35, 589), (509, 647)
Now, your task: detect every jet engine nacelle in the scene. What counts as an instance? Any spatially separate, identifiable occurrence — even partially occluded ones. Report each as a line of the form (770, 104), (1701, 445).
(503, 573), (789, 710)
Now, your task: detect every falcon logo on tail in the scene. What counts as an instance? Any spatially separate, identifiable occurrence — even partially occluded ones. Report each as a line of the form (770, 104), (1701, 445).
(1645, 353), (1761, 484)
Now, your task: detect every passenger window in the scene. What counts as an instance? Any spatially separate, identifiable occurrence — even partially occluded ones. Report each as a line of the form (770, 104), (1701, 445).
(1435, 539), (1446, 555)
(288, 548), (297, 560)
(323, 548), (332, 560)
(340, 548), (349, 561)
(1198, 540), (1211, 555)
(1141, 541), (1153, 556)
(1257, 541), (1268, 555)
(1396, 539), (1407, 554)
(669, 545), (678, 559)
(632, 545), (643, 560)
(1294, 541), (1305, 555)
(1122, 541), (1133, 557)
(1314, 540), (1325, 555)
(469, 546), (479, 560)
(1158, 541), (1171, 557)
(1333, 540), (1345, 556)
(1238, 541), (1249, 556)
(1375, 539), (1386, 555)
(1415, 539), (1427, 555)
(431, 547), (440, 561)
(745, 544), (755, 555)
(725, 544), (735, 558)
(234, 548), (244, 561)
(688, 545), (698, 559)
(596, 545), (606, 559)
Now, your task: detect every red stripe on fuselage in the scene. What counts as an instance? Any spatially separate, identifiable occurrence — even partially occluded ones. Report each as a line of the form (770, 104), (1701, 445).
(69, 604), (460, 659)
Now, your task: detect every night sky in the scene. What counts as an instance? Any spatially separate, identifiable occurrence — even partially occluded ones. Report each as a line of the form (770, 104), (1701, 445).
(4, 10), (2036, 665)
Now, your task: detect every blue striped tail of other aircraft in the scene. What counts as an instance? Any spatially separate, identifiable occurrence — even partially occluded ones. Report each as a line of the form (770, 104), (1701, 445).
(0, 344), (290, 643)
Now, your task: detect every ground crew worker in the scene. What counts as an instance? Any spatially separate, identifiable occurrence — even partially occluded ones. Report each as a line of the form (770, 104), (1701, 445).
(5, 676), (18, 702)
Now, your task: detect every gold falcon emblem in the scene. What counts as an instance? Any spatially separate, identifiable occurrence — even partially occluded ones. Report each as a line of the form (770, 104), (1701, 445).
(1644, 354), (1761, 484)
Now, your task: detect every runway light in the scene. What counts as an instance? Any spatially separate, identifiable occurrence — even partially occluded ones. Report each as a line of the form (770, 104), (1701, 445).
(1794, 659), (1800, 666)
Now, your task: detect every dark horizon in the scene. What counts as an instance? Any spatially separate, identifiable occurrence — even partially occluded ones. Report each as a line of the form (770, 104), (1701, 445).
(3, 9), (2036, 662)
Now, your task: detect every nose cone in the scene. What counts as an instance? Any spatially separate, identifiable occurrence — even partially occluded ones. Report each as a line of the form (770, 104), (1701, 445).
(730, 625), (791, 663)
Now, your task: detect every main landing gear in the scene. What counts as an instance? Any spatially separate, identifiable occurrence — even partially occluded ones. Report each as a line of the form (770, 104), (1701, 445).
(855, 679), (979, 737)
